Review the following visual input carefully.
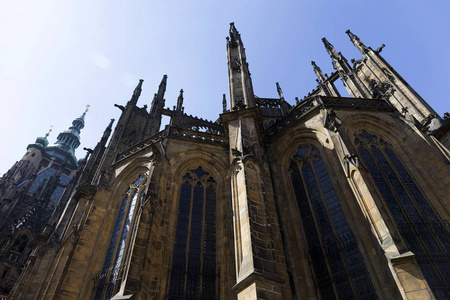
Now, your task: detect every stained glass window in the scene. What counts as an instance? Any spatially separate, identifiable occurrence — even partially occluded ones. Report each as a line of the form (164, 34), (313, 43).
(93, 175), (145, 300)
(355, 131), (450, 299)
(289, 145), (377, 299)
(168, 167), (217, 299)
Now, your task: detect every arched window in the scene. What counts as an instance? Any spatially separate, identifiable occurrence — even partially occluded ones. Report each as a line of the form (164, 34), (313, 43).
(355, 130), (450, 299)
(8, 234), (29, 262)
(93, 175), (145, 300)
(168, 166), (217, 300)
(289, 145), (376, 299)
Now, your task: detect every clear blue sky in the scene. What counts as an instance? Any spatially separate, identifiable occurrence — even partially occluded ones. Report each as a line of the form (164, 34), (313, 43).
(0, 0), (449, 174)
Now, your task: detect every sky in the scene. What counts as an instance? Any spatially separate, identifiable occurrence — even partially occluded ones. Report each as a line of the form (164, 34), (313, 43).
(0, 0), (449, 174)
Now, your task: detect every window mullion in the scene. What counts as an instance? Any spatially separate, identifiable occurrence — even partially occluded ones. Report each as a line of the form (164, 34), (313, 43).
(183, 181), (195, 297)
(103, 189), (135, 297)
(310, 157), (359, 299)
(366, 145), (441, 257)
(119, 187), (144, 284)
(199, 180), (207, 299)
(299, 160), (339, 298)
(381, 147), (448, 254)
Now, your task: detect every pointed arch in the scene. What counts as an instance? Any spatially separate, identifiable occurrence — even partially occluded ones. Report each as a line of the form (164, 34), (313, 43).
(168, 165), (218, 300)
(92, 157), (154, 300)
(288, 143), (377, 299)
(354, 130), (450, 298)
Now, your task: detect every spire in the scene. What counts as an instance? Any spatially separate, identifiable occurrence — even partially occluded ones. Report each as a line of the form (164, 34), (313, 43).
(176, 89), (184, 111)
(128, 79), (144, 106)
(54, 106), (88, 152)
(346, 30), (368, 54)
(222, 94), (227, 113)
(227, 23), (255, 110)
(150, 75), (167, 116)
(34, 126), (53, 148)
(104, 119), (114, 137)
(322, 37), (341, 61)
(276, 82), (284, 100)
(228, 22), (242, 47)
(157, 75), (167, 98)
(42, 106), (88, 168)
(311, 61), (326, 82)
(322, 37), (352, 74)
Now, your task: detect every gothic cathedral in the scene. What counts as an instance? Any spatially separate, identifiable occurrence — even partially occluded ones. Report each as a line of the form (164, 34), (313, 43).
(0, 24), (449, 300)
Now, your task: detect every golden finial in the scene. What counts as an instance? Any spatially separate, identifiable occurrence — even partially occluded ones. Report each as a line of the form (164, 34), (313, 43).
(45, 125), (53, 137)
(85, 105), (90, 113)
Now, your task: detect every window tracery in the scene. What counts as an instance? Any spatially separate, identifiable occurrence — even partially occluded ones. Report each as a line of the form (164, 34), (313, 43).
(289, 144), (376, 299)
(168, 166), (217, 300)
(93, 175), (145, 300)
(355, 130), (450, 299)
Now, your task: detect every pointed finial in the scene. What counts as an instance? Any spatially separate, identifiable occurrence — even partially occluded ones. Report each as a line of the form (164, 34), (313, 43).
(276, 82), (284, 100)
(229, 22), (242, 46)
(176, 89), (184, 111)
(346, 30), (368, 53)
(346, 30), (359, 43)
(47, 125), (53, 136)
(132, 79), (144, 97)
(222, 94), (227, 113)
(322, 37), (340, 60)
(158, 75), (167, 96)
(107, 119), (114, 129)
(311, 61), (325, 82)
(85, 105), (90, 113)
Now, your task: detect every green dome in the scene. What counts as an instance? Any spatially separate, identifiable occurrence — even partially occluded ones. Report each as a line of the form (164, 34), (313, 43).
(34, 132), (50, 148)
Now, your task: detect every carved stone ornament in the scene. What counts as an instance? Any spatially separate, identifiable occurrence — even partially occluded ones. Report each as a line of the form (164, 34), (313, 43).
(233, 98), (247, 111)
(323, 108), (342, 132)
(344, 153), (359, 168)
(401, 107), (417, 124)
(341, 148), (360, 177)
(419, 114), (441, 133)
(382, 68), (395, 82)
(231, 143), (254, 160)
(375, 44), (385, 54)
(231, 58), (241, 72)
(369, 79), (395, 100)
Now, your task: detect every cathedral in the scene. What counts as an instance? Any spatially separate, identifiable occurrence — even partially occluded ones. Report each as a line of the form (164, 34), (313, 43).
(0, 23), (449, 300)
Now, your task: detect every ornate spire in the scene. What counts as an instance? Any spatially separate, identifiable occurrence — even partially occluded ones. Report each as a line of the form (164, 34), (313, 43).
(150, 75), (167, 116)
(228, 22), (242, 47)
(311, 61), (326, 82)
(128, 79), (144, 107)
(276, 82), (284, 100)
(322, 37), (351, 73)
(222, 94), (227, 113)
(41, 107), (88, 168)
(227, 22), (255, 110)
(176, 89), (184, 111)
(345, 30), (368, 54)
(34, 126), (53, 148)
(322, 37), (341, 61)
(157, 75), (167, 98)
(54, 107), (88, 152)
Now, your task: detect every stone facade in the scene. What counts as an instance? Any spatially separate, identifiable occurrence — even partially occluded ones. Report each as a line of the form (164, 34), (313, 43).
(0, 24), (449, 299)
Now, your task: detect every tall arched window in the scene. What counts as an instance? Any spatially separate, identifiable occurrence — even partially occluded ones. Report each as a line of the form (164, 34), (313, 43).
(289, 144), (376, 299)
(7, 234), (29, 262)
(355, 130), (450, 299)
(168, 166), (217, 300)
(93, 175), (145, 300)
